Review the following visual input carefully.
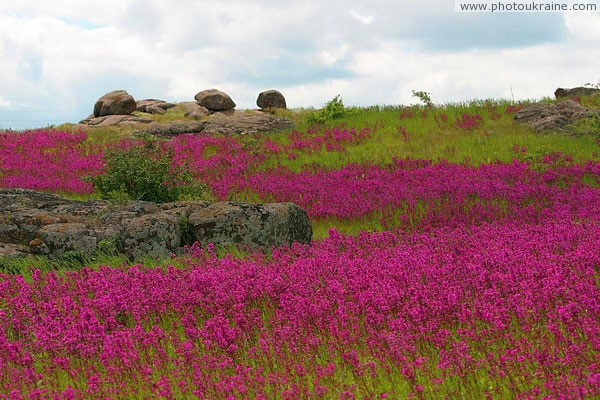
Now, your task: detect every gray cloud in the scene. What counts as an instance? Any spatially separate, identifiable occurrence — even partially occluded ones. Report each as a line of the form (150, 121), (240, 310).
(229, 54), (356, 87)
(406, 13), (566, 50)
(0, 1), (598, 129)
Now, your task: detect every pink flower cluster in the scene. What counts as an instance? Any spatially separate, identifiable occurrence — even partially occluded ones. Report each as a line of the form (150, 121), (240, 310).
(0, 130), (104, 193)
(0, 217), (599, 398)
(236, 159), (600, 228)
(455, 113), (483, 129)
(505, 103), (525, 114)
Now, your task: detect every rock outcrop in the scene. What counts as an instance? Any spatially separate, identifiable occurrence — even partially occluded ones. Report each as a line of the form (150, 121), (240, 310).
(180, 101), (210, 119)
(202, 110), (294, 135)
(93, 90), (137, 117)
(136, 99), (176, 114)
(257, 90), (287, 110)
(0, 189), (312, 260)
(133, 110), (294, 136)
(555, 87), (600, 99)
(79, 114), (154, 127)
(194, 89), (236, 111)
(514, 99), (600, 132)
(135, 121), (206, 137)
(189, 202), (312, 249)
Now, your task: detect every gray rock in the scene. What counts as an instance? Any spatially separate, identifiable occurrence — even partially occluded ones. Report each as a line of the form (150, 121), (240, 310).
(188, 202), (312, 248)
(93, 90), (137, 117)
(194, 89), (236, 111)
(0, 189), (312, 260)
(120, 212), (182, 259)
(0, 223), (20, 243)
(514, 103), (558, 124)
(180, 102), (210, 119)
(530, 114), (570, 132)
(0, 243), (28, 258)
(146, 105), (166, 115)
(136, 99), (176, 113)
(39, 223), (97, 257)
(135, 121), (206, 137)
(257, 90), (287, 109)
(78, 115), (154, 127)
(515, 99), (599, 132)
(556, 99), (589, 119)
(555, 87), (600, 99)
(202, 110), (294, 135)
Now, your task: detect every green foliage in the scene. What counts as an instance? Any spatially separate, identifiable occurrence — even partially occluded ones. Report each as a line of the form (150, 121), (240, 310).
(411, 89), (434, 108)
(585, 79), (600, 89)
(91, 137), (212, 203)
(306, 95), (347, 124)
(581, 93), (600, 110)
(567, 113), (600, 136)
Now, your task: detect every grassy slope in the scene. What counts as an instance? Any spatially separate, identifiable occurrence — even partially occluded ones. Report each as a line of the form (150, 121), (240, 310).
(4, 95), (600, 269)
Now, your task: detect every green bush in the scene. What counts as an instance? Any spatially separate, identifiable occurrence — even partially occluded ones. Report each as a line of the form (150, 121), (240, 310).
(567, 113), (600, 137)
(411, 89), (434, 108)
(306, 95), (347, 125)
(91, 138), (212, 203)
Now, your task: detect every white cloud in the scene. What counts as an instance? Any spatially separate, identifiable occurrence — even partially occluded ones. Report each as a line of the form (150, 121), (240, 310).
(350, 10), (375, 25)
(0, 1), (599, 128)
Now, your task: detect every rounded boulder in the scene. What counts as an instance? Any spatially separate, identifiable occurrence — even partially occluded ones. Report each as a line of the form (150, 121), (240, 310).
(194, 89), (236, 111)
(257, 90), (287, 109)
(93, 90), (137, 117)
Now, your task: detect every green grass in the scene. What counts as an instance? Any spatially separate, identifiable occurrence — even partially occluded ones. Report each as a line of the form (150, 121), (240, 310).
(56, 95), (600, 173)
(261, 100), (600, 172)
(132, 104), (188, 122)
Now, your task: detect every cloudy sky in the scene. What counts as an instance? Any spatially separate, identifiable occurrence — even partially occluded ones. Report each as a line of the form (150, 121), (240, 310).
(0, 0), (599, 129)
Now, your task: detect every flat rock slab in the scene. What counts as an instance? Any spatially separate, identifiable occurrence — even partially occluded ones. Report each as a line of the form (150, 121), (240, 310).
(0, 189), (312, 260)
(133, 110), (294, 136)
(77, 114), (154, 128)
(202, 110), (294, 135)
(136, 121), (206, 137)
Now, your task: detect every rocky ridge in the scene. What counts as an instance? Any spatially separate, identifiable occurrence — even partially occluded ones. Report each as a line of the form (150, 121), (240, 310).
(77, 88), (293, 135)
(133, 110), (294, 137)
(514, 99), (600, 132)
(0, 189), (312, 260)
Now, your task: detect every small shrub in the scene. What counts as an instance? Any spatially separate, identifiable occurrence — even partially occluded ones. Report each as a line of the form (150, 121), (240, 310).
(566, 113), (600, 136)
(91, 138), (211, 203)
(580, 93), (600, 110)
(585, 79), (600, 89)
(306, 95), (346, 124)
(411, 90), (434, 108)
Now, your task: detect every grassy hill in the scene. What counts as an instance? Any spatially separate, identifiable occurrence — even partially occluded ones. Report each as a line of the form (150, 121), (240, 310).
(0, 94), (599, 398)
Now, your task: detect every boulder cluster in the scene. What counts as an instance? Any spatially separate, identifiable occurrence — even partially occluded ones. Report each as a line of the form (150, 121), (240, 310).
(515, 99), (600, 132)
(513, 86), (600, 132)
(78, 88), (288, 130)
(0, 189), (312, 260)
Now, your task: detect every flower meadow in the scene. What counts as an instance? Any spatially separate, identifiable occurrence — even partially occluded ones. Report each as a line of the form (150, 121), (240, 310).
(1, 220), (600, 399)
(1, 103), (600, 398)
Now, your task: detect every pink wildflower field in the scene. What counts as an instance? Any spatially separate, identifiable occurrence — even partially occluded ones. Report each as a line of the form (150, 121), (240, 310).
(1, 105), (599, 398)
